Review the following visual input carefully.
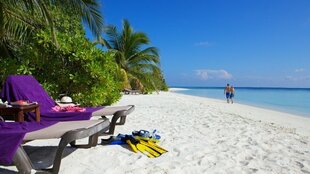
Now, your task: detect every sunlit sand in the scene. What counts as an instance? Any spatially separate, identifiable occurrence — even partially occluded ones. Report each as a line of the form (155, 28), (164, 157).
(2, 92), (310, 173)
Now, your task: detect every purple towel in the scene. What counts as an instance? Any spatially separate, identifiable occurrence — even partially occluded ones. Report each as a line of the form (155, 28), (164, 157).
(1, 75), (103, 122)
(0, 121), (56, 165)
(0, 75), (104, 165)
(1, 75), (55, 112)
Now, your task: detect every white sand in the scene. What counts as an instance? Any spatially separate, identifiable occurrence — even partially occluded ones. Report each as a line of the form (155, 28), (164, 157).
(1, 92), (310, 174)
(169, 88), (189, 91)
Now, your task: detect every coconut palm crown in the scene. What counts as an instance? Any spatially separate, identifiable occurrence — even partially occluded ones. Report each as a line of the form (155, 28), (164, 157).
(102, 19), (162, 91)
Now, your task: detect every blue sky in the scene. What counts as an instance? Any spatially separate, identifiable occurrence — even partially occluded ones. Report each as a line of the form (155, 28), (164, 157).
(86, 0), (310, 88)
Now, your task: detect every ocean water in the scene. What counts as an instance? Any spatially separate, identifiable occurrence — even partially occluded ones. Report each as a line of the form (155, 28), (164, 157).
(173, 87), (310, 118)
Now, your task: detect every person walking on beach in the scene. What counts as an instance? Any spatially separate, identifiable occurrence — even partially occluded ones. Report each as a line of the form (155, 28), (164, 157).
(230, 86), (235, 104)
(224, 84), (231, 103)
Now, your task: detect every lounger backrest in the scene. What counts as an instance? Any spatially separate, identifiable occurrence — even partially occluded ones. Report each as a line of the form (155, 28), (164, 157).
(1, 75), (56, 112)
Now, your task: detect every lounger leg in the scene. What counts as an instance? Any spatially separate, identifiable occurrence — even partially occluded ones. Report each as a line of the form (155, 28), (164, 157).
(41, 136), (70, 174)
(116, 116), (127, 125)
(103, 110), (128, 135)
(106, 115), (119, 135)
(69, 133), (99, 148)
(13, 146), (33, 174)
(46, 131), (89, 173)
(116, 105), (134, 125)
(45, 122), (109, 173)
(13, 144), (62, 174)
(101, 105), (135, 135)
(101, 115), (125, 125)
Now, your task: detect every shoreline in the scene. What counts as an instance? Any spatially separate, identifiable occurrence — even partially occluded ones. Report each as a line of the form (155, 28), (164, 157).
(168, 91), (310, 137)
(170, 87), (310, 119)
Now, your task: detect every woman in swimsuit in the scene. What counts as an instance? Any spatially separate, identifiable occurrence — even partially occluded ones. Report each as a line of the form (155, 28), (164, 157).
(230, 86), (235, 104)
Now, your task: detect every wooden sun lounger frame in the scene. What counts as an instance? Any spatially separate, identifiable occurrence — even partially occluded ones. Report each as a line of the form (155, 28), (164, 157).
(13, 119), (110, 174)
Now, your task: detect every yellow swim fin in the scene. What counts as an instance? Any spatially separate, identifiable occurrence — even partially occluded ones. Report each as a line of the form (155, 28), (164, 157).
(123, 135), (167, 158)
(136, 143), (161, 158)
(126, 139), (138, 153)
(134, 136), (160, 143)
(139, 140), (168, 154)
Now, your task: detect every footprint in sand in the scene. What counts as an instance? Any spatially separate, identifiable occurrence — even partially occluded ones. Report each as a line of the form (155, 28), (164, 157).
(295, 161), (304, 168)
(173, 148), (181, 157)
(240, 160), (249, 166)
(249, 168), (259, 172)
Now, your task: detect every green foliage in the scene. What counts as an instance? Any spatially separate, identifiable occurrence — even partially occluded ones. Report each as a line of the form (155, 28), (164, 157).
(0, 7), (121, 106)
(101, 19), (168, 92)
(0, 0), (104, 58)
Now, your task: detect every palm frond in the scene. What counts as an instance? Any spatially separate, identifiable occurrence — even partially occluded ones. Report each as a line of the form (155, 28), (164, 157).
(60, 0), (104, 39)
(0, 1), (44, 51)
(128, 47), (160, 63)
(103, 19), (163, 91)
(93, 36), (112, 49)
(1, 0), (104, 51)
(105, 25), (121, 50)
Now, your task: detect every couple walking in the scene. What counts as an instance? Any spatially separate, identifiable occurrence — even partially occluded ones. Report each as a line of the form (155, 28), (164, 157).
(224, 84), (235, 103)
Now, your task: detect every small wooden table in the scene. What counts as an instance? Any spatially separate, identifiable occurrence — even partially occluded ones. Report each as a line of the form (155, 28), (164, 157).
(0, 104), (40, 122)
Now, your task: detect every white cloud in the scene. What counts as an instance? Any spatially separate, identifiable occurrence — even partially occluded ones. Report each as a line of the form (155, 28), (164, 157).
(194, 41), (212, 47)
(195, 69), (233, 80)
(285, 75), (310, 81)
(295, 68), (304, 72)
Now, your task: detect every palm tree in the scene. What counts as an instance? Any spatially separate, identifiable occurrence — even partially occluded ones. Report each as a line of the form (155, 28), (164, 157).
(101, 19), (162, 91)
(0, 0), (103, 57)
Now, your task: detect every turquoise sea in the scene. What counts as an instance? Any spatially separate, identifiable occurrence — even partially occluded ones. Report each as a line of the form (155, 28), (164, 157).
(172, 87), (310, 118)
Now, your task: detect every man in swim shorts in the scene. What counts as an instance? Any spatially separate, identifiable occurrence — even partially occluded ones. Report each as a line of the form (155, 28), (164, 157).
(224, 84), (231, 103)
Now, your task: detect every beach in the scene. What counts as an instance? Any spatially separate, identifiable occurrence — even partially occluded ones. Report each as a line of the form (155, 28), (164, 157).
(1, 91), (310, 173)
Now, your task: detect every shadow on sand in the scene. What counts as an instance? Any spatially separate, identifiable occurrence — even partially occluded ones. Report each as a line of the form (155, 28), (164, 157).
(0, 145), (77, 173)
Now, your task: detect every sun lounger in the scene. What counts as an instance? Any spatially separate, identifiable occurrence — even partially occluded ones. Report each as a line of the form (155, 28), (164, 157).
(130, 90), (142, 95)
(0, 75), (135, 135)
(123, 88), (142, 95)
(1, 119), (110, 174)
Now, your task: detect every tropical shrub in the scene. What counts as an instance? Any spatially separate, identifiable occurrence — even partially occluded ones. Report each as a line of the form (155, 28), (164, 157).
(0, 7), (122, 106)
